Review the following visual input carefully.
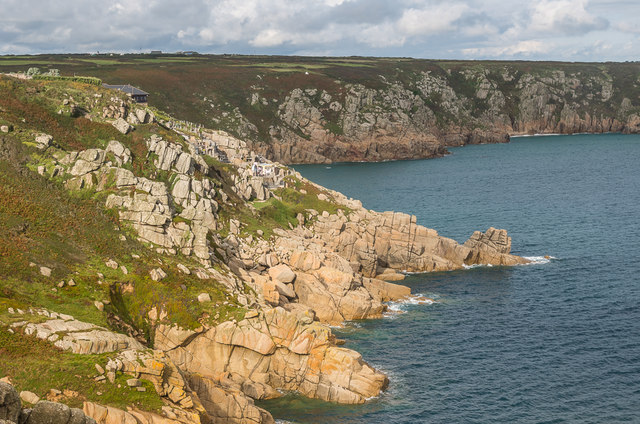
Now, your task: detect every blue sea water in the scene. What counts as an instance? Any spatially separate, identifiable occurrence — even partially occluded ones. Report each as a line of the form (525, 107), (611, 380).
(259, 134), (640, 423)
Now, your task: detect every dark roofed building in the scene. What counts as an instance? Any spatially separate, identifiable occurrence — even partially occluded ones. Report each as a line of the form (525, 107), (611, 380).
(103, 84), (149, 103)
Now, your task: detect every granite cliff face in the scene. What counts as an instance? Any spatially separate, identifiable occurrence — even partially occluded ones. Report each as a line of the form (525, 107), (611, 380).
(0, 74), (533, 424)
(244, 67), (640, 163)
(7, 57), (637, 164)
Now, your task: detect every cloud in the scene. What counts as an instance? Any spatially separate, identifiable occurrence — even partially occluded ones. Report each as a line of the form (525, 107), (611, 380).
(529, 0), (609, 35)
(0, 0), (636, 61)
(462, 40), (551, 57)
(397, 3), (469, 36)
(250, 29), (290, 47)
(617, 22), (640, 34)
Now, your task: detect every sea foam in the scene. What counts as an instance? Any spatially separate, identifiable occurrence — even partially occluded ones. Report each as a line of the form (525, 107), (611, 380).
(384, 294), (435, 317)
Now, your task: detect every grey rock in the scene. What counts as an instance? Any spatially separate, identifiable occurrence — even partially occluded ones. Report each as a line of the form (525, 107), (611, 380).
(19, 392), (39, 405)
(105, 140), (131, 165)
(112, 118), (132, 135)
(150, 268), (167, 282)
(135, 109), (149, 124)
(197, 293), (211, 303)
(0, 382), (20, 423)
(34, 134), (53, 149)
(24, 401), (70, 424)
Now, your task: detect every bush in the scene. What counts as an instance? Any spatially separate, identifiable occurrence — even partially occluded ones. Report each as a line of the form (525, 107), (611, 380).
(32, 75), (103, 86)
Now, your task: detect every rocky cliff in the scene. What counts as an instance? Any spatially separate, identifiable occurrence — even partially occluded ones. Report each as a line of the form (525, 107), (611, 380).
(0, 74), (532, 423)
(24, 56), (637, 164)
(247, 66), (640, 163)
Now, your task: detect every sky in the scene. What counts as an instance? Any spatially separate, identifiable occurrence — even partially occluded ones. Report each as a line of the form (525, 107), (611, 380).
(1, 0), (639, 61)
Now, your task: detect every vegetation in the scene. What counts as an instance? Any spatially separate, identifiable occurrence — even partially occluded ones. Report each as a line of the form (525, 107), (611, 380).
(2, 54), (637, 148)
(0, 76), (245, 345)
(33, 75), (103, 86)
(0, 329), (164, 412)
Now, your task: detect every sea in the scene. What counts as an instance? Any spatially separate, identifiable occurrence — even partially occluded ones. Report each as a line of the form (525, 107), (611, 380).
(258, 133), (640, 423)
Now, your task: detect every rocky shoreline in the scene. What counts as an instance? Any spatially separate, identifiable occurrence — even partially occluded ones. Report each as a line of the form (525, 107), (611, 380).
(0, 75), (530, 423)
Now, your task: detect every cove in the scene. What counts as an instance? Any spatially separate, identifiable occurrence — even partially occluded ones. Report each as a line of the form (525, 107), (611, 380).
(260, 134), (640, 423)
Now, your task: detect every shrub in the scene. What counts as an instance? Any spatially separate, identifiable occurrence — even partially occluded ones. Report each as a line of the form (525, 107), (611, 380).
(32, 75), (103, 86)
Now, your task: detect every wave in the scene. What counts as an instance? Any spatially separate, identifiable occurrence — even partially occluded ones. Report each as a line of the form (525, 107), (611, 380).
(512, 133), (563, 138)
(522, 255), (557, 265)
(384, 294), (435, 317)
(460, 255), (556, 269)
(462, 263), (494, 269)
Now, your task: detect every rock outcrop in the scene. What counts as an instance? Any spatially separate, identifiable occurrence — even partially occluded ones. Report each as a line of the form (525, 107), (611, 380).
(11, 73), (534, 423)
(11, 309), (143, 354)
(0, 382), (96, 424)
(182, 63), (640, 164)
(311, 208), (528, 276)
(166, 307), (388, 405)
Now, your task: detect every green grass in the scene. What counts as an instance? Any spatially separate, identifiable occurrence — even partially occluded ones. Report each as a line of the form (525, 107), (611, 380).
(0, 329), (164, 412)
(240, 176), (350, 238)
(0, 60), (71, 66)
(0, 79), (245, 342)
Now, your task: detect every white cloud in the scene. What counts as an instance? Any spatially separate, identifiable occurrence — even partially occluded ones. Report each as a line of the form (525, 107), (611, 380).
(529, 0), (608, 35)
(356, 22), (406, 48)
(0, 0), (635, 60)
(462, 40), (551, 57)
(250, 29), (290, 47)
(617, 22), (640, 34)
(398, 3), (469, 36)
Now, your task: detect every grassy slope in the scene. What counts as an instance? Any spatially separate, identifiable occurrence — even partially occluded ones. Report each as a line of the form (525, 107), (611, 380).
(2, 55), (638, 147)
(0, 76), (252, 410)
(0, 76), (354, 410)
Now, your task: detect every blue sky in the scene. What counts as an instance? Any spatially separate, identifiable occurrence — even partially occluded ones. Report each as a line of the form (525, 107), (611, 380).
(1, 0), (639, 61)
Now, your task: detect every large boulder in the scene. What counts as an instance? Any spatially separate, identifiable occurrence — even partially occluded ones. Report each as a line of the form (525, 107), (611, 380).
(23, 401), (96, 424)
(268, 264), (296, 284)
(112, 118), (132, 135)
(463, 227), (529, 266)
(168, 307), (388, 405)
(105, 140), (131, 165)
(0, 382), (20, 423)
(34, 134), (53, 149)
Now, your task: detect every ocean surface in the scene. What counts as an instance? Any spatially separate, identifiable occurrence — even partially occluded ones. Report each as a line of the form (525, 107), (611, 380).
(258, 134), (640, 423)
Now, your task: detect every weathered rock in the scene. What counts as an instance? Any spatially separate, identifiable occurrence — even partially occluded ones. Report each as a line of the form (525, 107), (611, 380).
(20, 317), (144, 355)
(112, 118), (132, 134)
(20, 391), (40, 405)
(268, 264), (296, 284)
(0, 382), (21, 423)
(150, 268), (167, 282)
(176, 264), (190, 275)
(463, 227), (527, 266)
(154, 324), (199, 351)
(168, 307), (388, 404)
(197, 293), (211, 303)
(24, 401), (70, 424)
(84, 402), (183, 424)
(274, 281), (296, 299)
(35, 134), (53, 149)
(105, 140), (131, 165)
(189, 375), (275, 424)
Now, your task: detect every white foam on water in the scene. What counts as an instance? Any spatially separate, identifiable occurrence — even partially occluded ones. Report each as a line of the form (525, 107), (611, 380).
(522, 255), (557, 265)
(384, 294), (435, 318)
(462, 263), (494, 269)
(512, 133), (563, 138)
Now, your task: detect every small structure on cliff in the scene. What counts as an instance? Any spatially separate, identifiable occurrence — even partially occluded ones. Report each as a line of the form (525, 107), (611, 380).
(103, 84), (148, 103)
